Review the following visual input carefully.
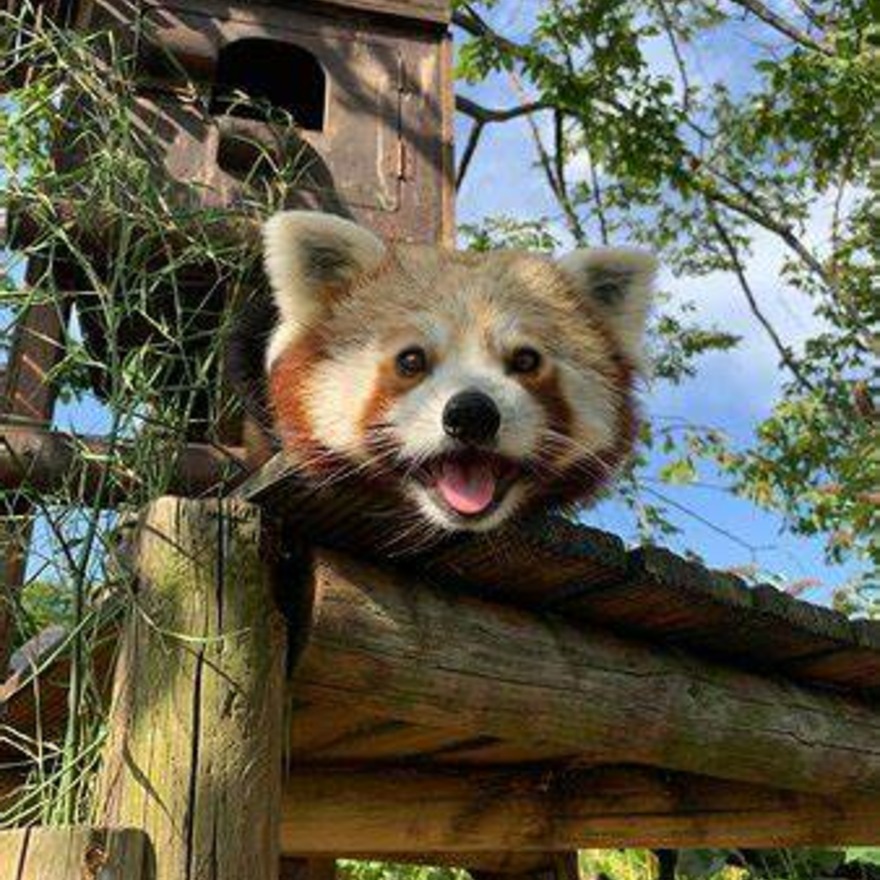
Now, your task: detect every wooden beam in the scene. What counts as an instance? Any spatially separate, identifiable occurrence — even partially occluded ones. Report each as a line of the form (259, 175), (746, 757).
(279, 766), (880, 851)
(97, 498), (287, 880)
(238, 454), (880, 697)
(0, 425), (248, 497)
(291, 550), (880, 796)
(0, 295), (69, 673)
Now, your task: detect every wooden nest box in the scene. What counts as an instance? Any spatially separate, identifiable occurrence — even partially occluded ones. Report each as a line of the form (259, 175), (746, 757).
(6, 0), (454, 242)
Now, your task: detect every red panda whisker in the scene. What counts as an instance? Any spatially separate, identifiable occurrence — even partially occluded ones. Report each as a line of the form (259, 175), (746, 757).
(540, 429), (615, 468)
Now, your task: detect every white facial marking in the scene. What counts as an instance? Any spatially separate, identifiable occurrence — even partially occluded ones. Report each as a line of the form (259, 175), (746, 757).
(554, 365), (617, 467)
(306, 343), (381, 455)
(388, 338), (544, 463)
(266, 323), (299, 371)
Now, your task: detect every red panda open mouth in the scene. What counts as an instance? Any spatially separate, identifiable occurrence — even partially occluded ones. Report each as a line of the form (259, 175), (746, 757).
(414, 451), (522, 518)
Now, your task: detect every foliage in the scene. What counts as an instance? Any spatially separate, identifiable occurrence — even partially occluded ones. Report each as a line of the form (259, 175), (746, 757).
(454, 0), (878, 600)
(0, 2), (305, 825)
(340, 862), (465, 880)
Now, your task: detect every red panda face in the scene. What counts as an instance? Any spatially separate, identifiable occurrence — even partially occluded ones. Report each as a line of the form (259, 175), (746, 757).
(262, 211), (655, 534)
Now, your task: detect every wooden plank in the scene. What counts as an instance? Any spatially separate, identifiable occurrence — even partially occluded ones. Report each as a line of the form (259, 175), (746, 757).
(422, 517), (628, 605)
(554, 546), (864, 668)
(238, 453), (880, 693)
(0, 828), (152, 880)
(439, 28), (456, 246)
(783, 645), (880, 692)
(0, 426), (247, 498)
(0, 625), (117, 761)
(427, 739), (578, 766)
(291, 549), (880, 796)
(299, 718), (477, 763)
(279, 766), (880, 851)
(1, 299), (67, 424)
(288, 697), (544, 764)
(97, 498), (287, 880)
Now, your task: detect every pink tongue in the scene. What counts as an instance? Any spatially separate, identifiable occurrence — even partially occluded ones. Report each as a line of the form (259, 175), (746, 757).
(437, 460), (497, 515)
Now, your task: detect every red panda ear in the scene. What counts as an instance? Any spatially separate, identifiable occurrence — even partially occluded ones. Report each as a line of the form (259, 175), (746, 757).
(556, 247), (657, 369)
(262, 210), (387, 343)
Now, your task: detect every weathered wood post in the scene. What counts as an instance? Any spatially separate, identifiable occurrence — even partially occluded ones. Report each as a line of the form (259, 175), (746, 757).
(97, 497), (287, 880)
(0, 828), (152, 880)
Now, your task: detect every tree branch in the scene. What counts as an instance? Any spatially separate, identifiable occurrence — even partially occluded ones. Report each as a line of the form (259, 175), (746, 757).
(455, 95), (551, 125)
(453, 7), (529, 61)
(507, 71), (587, 245)
(790, 0), (825, 29)
(726, 0), (833, 55)
(453, 3), (838, 298)
(454, 96), (551, 189)
(654, 0), (693, 112)
(710, 214), (816, 394)
(589, 155), (610, 245)
(702, 183), (835, 292)
(456, 119), (484, 189)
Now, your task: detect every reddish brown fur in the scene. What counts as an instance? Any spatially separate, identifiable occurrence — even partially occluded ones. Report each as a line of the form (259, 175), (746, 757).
(269, 331), (341, 473)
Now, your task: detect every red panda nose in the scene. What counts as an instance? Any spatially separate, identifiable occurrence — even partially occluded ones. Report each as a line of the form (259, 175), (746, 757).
(443, 390), (501, 446)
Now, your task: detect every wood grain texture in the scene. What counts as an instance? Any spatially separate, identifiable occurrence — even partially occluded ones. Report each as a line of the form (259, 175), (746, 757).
(0, 831), (26, 880)
(291, 549), (880, 796)
(0, 828), (152, 880)
(279, 766), (880, 850)
(309, 0), (450, 23)
(97, 497), (287, 880)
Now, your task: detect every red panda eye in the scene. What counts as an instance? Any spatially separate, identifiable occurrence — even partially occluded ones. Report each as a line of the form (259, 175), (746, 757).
(510, 347), (542, 374)
(396, 347), (428, 378)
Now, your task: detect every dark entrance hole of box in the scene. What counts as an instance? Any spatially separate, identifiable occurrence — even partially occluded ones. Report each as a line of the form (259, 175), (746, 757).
(210, 39), (326, 130)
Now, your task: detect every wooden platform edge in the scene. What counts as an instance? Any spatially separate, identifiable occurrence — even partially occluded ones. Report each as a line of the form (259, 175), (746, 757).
(236, 452), (880, 694)
(292, 548), (880, 797)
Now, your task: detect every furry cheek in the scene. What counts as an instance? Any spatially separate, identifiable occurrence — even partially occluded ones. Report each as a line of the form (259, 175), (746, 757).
(552, 365), (620, 467)
(304, 343), (384, 457)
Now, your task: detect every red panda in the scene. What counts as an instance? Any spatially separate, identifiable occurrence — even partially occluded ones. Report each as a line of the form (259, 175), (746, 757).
(236, 210), (655, 534)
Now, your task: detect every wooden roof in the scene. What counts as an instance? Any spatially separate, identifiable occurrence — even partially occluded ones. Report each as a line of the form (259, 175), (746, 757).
(240, 454), (880, 697)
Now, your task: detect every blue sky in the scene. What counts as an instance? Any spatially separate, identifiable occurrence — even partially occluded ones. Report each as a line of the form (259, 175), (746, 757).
(452, 4), (866, 601)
